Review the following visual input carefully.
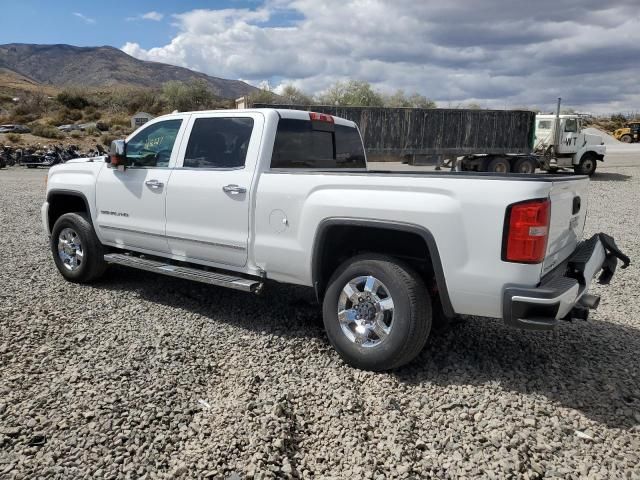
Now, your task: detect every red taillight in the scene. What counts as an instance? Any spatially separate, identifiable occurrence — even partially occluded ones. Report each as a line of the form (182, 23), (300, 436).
(309, 112), (334, 123)
(503, 199), (550, 263)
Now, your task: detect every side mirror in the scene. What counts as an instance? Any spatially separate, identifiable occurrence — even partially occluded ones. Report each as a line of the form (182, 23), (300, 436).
(108, 139), (127, 167)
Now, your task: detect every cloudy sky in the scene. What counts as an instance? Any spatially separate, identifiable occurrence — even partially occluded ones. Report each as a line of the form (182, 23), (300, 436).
(2, 0), (639, 112)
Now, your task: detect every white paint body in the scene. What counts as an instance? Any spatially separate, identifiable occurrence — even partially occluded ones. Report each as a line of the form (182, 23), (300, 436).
(535, 114), (606, 166)
(44, 109), (593, 320)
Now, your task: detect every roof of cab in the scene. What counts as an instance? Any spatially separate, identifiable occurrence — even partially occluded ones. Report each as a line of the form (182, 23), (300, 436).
(155, 108), (358, 128)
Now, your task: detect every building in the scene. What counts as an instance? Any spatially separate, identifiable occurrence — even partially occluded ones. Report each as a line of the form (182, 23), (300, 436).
(131, 112), (153, 129)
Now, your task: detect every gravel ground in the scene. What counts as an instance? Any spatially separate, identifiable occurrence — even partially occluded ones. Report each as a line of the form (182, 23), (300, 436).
(1, 164), (639, 479)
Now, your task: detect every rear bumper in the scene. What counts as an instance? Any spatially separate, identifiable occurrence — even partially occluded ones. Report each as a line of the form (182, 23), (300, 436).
(503, 234), (629, 330)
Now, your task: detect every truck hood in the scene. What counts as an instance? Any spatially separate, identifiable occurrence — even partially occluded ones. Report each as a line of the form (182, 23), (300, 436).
(64, 156), (107, 164)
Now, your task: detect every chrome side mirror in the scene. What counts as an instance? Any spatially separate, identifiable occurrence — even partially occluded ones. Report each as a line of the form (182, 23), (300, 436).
(108, 139), (127, 167)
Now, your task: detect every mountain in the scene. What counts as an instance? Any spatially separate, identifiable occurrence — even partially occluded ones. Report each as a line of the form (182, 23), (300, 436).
(0, 43), (258, 99)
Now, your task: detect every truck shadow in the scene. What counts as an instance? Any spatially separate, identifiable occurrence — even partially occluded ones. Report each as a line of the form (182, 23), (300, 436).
(96, 267), (639, 430)
(590, 172), (632, 182)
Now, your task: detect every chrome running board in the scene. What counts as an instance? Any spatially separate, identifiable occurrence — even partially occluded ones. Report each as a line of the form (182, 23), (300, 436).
(104, 253), (262, 293)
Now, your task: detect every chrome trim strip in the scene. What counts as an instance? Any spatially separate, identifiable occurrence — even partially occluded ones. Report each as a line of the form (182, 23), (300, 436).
(98, 224), (246, 250)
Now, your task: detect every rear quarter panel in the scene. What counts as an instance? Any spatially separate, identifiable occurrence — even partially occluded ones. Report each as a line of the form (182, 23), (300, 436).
(253, 172), (555, 318)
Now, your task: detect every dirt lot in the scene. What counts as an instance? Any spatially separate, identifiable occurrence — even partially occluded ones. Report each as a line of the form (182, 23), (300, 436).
(0, 153), (639, 479)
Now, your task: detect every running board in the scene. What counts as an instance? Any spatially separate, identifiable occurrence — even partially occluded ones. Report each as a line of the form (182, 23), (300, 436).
(104, 253), (262, 293)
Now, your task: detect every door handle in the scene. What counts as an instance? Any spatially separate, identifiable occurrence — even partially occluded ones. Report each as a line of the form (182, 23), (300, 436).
(145, 179), (164, 189)
(222, 184), (247, 194)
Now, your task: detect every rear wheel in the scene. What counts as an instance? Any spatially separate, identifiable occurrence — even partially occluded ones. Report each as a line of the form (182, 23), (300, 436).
(620, 134), (632, 143)
(512, 157), (536, 174)
(322, 254), (432, 371)
(574, 153), (597, 176)
(51, 212), (107, 283)
(486, 156), (511, 173)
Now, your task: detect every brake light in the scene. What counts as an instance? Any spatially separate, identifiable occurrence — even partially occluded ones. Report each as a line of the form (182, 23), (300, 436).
(503, 199), (550, 263)
(309, 112), (334, 123)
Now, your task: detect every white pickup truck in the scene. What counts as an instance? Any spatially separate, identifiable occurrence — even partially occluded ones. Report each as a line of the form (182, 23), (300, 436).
(42, 109), (630, 371)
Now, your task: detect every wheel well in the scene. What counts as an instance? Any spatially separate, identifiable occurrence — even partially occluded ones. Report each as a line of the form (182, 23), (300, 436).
(47, 192), (90, 231)
(313, 222), (453, 316)
(582, 151), (604, 162)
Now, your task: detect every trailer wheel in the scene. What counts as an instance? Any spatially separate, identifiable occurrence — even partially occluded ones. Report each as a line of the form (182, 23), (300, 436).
(512, 157), (536, 174)
(487, 157), (511, 173)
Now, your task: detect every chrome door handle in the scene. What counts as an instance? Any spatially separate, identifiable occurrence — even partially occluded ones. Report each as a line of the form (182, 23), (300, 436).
(145, 179), (164, 189)
(222, 184), (246, 194)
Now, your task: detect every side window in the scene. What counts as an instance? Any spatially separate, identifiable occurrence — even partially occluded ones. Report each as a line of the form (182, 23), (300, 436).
(537, 120), (552, 130)
(564, 119), (578, 133)
(271, 119), (366, 169)
(183, 117), (254, 169)
(126, 119), (182, 168)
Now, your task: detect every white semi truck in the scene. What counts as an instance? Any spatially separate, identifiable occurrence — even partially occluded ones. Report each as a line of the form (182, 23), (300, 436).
(460, 100), (606, 176)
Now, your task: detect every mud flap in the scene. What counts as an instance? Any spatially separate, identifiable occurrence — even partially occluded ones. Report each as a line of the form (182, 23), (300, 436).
(597, 233), (630, 285)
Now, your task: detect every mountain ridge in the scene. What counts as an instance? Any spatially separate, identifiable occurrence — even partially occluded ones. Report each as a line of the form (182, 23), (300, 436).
(0, 43), (258, 99)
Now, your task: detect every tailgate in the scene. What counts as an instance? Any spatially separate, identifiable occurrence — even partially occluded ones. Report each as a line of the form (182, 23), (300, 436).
(542, 177), (589, 275)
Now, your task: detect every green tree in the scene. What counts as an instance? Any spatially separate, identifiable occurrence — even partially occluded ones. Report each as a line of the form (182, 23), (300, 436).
(279, 85), (312, 105)
(384, 89), (436, 108)
(162, 80), (217, 112)
(248, 87), (278, 105)
(316, 80), (384, 107)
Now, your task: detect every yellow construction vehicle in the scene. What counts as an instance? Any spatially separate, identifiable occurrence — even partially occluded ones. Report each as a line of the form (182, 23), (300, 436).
(613, 121), (640, 143)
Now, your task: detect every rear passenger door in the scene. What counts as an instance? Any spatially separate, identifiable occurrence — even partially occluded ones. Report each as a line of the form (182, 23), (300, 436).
(164, 112), (264, 267)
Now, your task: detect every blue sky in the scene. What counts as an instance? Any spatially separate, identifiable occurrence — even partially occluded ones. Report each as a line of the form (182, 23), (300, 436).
(0, 1), (275, 49)
(1, 1), (639, 112)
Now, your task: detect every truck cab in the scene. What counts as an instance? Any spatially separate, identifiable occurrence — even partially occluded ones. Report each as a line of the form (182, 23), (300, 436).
(534, 114), (605, 175)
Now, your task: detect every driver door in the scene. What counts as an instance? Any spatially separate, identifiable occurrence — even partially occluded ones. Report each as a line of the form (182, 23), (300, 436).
(95, 115), (189, 253)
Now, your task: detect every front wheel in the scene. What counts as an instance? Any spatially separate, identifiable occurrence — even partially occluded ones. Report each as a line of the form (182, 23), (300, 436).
(50, 212), (107, 283)
(620, 134), (632, 143)
(574, 153), (597, 176)
(322, 254), (432, 371)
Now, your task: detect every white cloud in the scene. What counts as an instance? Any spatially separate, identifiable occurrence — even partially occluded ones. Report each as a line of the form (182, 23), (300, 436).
(73, 12), (96, 24)
(122, 0), (640, 112)
(142, 11), (164, 21)
(126, 11), (165, 22)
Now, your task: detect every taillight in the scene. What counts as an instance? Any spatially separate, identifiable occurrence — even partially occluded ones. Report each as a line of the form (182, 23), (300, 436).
(503, 198), (550, 263)
(309, 112), (334, 123)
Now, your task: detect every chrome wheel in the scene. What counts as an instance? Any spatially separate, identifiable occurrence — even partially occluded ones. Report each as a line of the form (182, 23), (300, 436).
(57, 227), (83, 271)
(337, 275), (394, 347)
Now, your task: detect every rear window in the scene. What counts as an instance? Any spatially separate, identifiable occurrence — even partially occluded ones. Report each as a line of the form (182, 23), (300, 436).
(271, 118), (366, 169)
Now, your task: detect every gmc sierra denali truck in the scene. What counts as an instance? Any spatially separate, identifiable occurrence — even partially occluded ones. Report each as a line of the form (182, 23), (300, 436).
(41, 109), (630, 371)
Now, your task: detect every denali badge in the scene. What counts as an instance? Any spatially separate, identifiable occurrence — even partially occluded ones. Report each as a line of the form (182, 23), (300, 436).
(100, 210), (129, 217)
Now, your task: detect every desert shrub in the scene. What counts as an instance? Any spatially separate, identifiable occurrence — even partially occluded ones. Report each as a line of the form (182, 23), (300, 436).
(51, 108), (83, 126)
(83, 106), (102, 121)
(57, 90), (90, 110)
(85, 126), (99, 136)
(70, 131), (82, 139)
(6, 133), (20, 143)
(100, 133), (118, 147)
(31, 123), (64, 139)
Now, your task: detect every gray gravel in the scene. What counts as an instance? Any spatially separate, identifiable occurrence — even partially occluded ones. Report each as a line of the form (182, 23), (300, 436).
(1, 163), (639, 479)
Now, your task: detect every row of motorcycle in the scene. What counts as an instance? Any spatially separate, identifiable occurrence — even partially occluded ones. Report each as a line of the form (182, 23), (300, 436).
(0, 144), (106, 169)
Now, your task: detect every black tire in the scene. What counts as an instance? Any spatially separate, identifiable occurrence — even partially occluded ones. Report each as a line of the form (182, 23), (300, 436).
(574, 153), (597, 176)
(620, 134), (632, 143)
(322, 254), (432, 371)
(512, 157), (536, 174)
(50, 212), (107, 283)
(486, 156), (511, 173)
